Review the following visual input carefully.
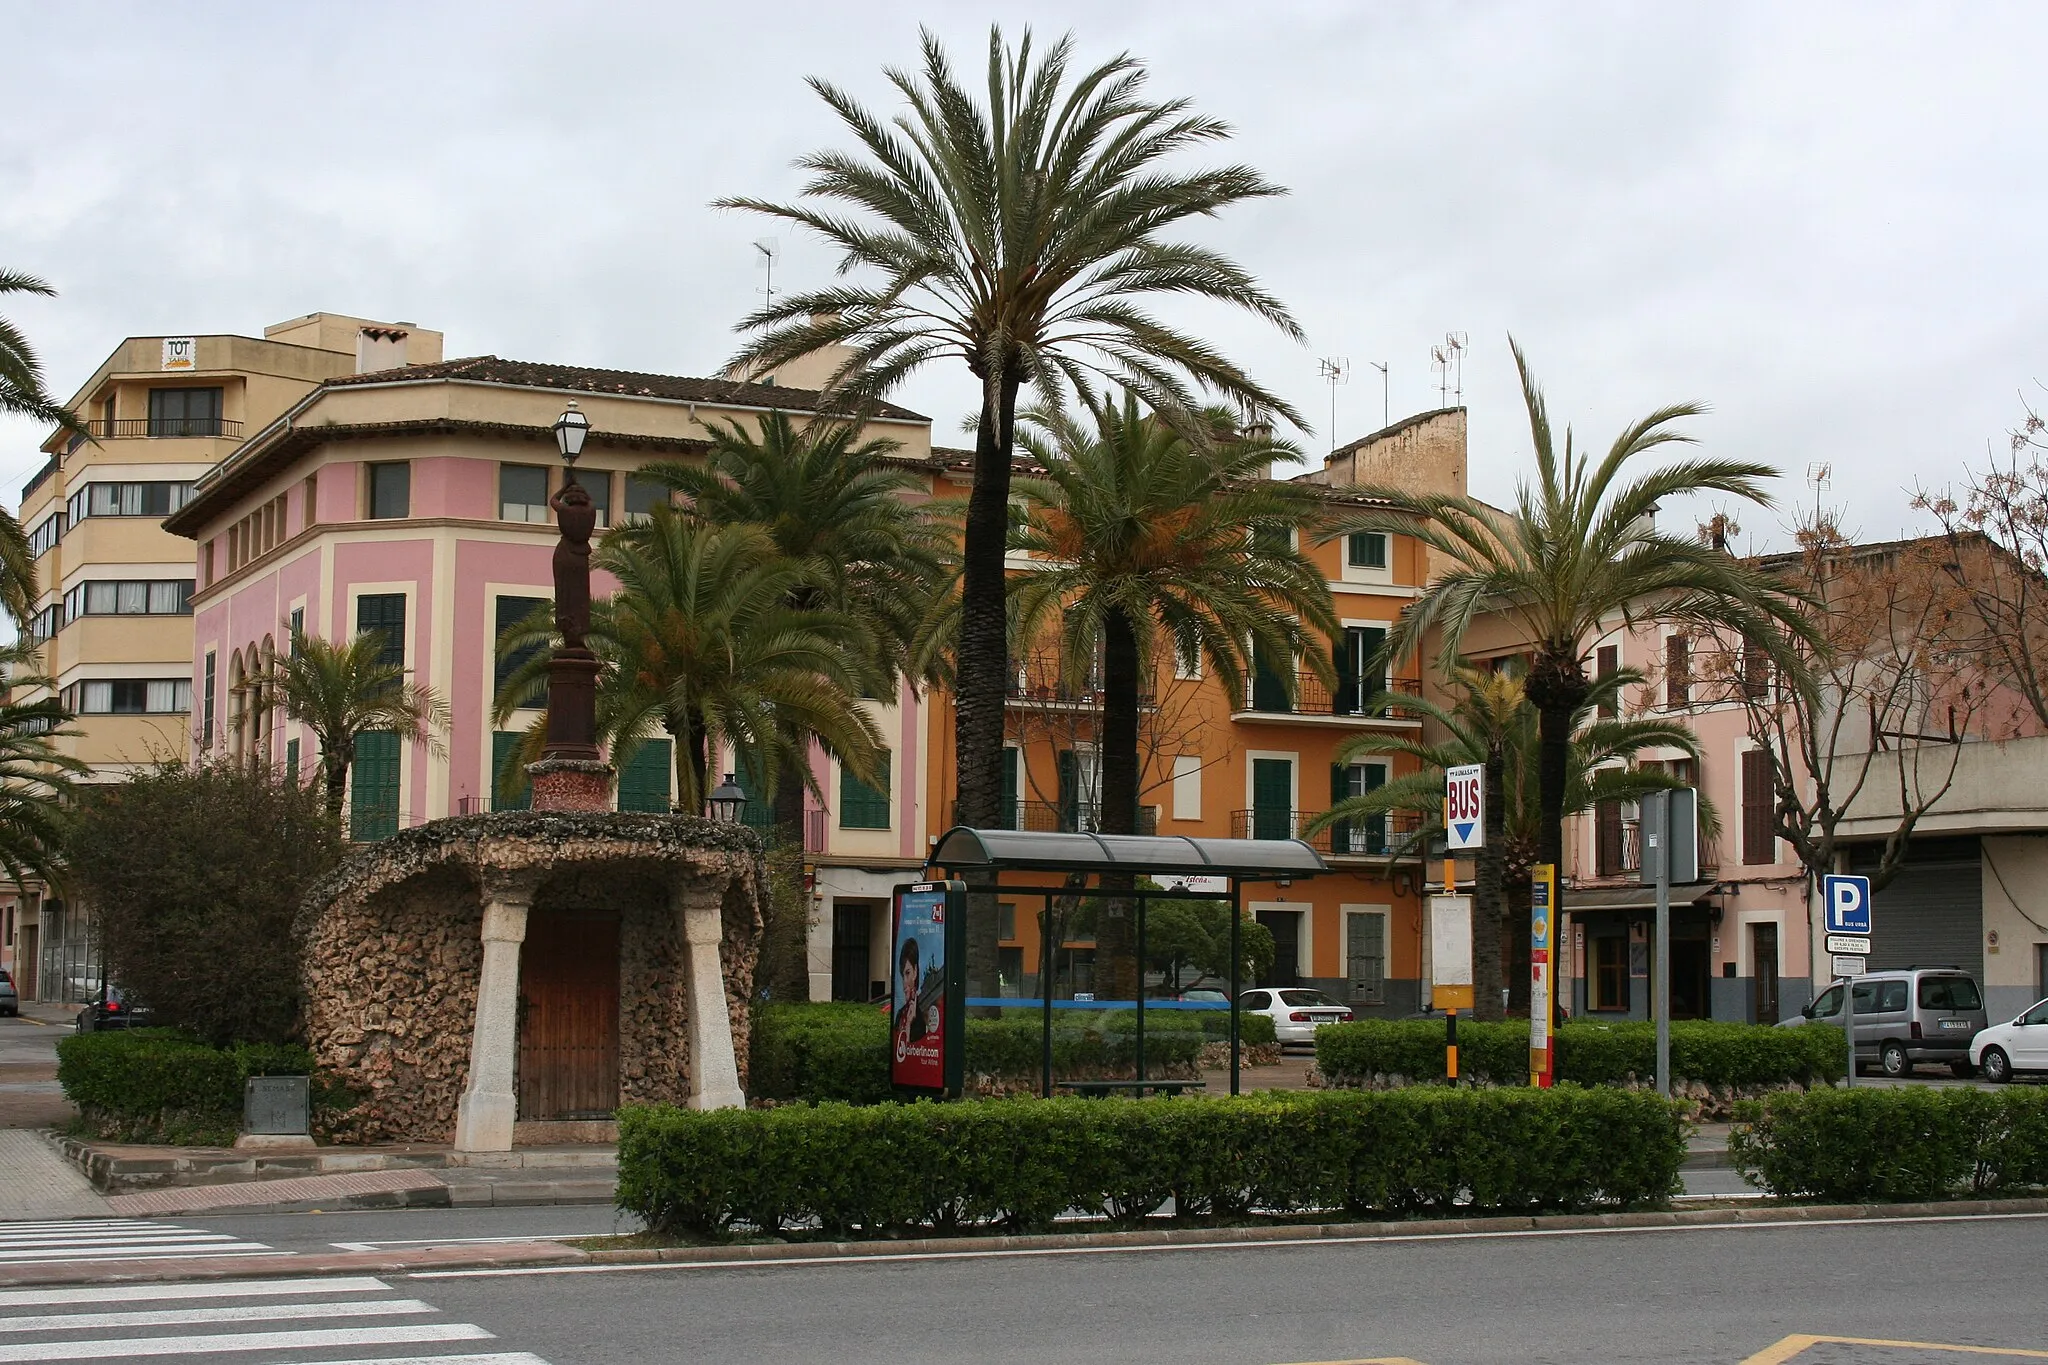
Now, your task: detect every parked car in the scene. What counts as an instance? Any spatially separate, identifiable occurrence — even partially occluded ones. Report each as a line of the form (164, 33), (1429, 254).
(0, 969), (16, 1017)
(1781, 967), (1988, 1077)
(74, 984), (150, 1033)
(1238, 988), (1354, 1046)
(1970, 997), (2048, 1084)
(1174, 988), (1229, 1005)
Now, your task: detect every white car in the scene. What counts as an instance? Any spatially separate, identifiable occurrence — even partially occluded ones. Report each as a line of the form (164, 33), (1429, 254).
(1238, 987), (1354, 1046)
(1970, 996), (2048, 1083)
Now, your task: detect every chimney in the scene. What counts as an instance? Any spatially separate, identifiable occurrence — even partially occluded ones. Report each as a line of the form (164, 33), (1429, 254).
(355, 327), (411, 375)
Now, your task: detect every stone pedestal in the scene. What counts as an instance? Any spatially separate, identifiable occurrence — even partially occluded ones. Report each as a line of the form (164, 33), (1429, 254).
(527, 758), (615, 813)
(454, 880), (537, 1152)
(676, 878), (745, 1110)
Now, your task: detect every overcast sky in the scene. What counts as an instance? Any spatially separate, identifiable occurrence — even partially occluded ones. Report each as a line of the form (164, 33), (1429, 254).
(3, 2), (2042, 550)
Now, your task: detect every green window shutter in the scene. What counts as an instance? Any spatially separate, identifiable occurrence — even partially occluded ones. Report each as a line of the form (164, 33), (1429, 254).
(1251, 758), (1293, 840)
(494, 595), (550, 707)
(839, 751), (891, 829)
(736, 753), (775, 834)
(351, 731), (401, 841)
(1001, 748), (1019, 830)
(1347, 531), (1388, 569)
(491, 731), (532, 811)
(1056, 750), (1078, 831)
(617, 740), (672, 813)
(284, 739), (299, 784)
(356, 593), (407, 672)
(1251, 639), (1291, 713)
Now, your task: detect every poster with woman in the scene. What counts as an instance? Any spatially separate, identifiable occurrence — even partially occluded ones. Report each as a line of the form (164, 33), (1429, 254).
(891, 880), (965, 1096)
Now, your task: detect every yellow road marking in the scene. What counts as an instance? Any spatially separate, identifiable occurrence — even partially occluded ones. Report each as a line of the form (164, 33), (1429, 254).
(1742, 1335), (2048, 1363)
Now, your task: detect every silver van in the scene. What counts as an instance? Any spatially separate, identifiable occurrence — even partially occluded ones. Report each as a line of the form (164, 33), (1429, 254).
(1791, 967), (1988, 1078)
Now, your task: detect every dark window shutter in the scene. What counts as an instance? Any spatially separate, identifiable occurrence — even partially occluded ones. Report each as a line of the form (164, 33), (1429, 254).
(1665, 635), (1690, 708)
(1597, 645), (1620, 717)
(1742, 749), (1775, 865)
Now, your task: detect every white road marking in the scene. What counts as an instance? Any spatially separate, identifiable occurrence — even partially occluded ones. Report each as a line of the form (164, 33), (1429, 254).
(0, 1321), (493, 1360)
(271, 1357), (549, 1365)
(0, 1296), (436, 1333)
(329, 1235), (587, 1252)
(0, 1217), (281, 1265)
(0, 1276), (390, 1307)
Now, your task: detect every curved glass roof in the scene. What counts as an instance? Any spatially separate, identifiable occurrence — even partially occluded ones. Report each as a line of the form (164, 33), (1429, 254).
(928, 827), (1330, 878)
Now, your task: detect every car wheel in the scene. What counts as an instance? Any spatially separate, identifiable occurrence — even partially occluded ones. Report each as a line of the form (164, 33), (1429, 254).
(1880, 1042), (1910, 1078)
(1950, 1059), (1974, 1080)
(1981, 1047), (2013, 1084)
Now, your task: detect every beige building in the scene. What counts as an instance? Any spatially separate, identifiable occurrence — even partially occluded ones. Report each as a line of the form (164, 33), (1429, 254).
(2, 314), (442, 1001)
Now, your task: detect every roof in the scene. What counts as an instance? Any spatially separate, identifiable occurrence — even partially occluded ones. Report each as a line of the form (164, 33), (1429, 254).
(330, 355), (929, 423)
(1328, 406), (1465, 460)
(1564, 883), (1717, 913)
(928, 826), (1330, 879)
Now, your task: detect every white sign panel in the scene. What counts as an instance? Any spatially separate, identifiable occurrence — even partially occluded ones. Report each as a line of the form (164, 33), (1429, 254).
(1429, 895), (1473, 988)
(1445, 764), (1484, 850)
(1825, 934), (1872, 955)
(1160, 875), (1228, 895)
(1831, 954), (1867, 978)
(161, 337), (198, 371)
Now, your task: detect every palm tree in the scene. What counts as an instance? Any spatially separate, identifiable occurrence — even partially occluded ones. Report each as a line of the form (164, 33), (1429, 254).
(0, 643), (87, 888)
(1306, 666), (1719, 1016)
(494, 511), (885, 816)
(1010, 390), (1337, 839)
(1329, 338), (1807, 934)
(636, 411), (948, 831)
(717, 26), (1305, 843)
(0, 270), (85, 630)
(269, 628), (450, 821)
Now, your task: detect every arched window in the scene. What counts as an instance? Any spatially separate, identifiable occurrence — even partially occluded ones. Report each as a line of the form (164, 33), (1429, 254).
(258, 635), (277, 764)
(227, 650), (247, 760)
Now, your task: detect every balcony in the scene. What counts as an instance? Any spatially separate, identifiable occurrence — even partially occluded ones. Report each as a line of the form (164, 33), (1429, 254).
(1234, 672), (1424, 723)
(1230, 807), (1425, 858)
(951, 799), (1159, 835)
(1005, 651), (1154, 711)
(85, 417), (243, 440)
(1593, 817), (1720, 880)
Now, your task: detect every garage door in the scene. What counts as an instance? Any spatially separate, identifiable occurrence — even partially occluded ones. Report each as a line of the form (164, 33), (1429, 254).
(1851, 837), (1981, 978)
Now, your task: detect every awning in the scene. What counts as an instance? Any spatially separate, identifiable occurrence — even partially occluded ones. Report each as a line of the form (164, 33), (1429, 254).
(1564, 883), (1717, 914)
(927, 826), (1330, 879)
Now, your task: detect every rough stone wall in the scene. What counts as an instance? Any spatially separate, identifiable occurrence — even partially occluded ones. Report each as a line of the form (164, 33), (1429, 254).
(303, 865), (482, 1144)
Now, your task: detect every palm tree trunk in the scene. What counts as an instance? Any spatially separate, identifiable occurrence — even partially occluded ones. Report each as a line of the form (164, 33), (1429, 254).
(1473, 744), (1507, 1022)
(1095, 608), (1142, 1001)
(323, 747), (349, 820)
(674, 713), (709, 816)
(960, 370), (1022, 1005)
(771, 756), (806, 846)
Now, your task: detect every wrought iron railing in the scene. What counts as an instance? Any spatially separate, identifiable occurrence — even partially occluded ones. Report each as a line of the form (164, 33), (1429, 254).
(1230, 807), (1424, 857)
(1240, 672), (1425, 719)
(1004, 650), (1155, 709)
(85, 417), (242, 439)
(951, 799), (1158, 835)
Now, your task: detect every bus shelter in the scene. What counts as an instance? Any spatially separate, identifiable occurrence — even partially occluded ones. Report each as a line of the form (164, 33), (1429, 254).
(926, 828), (1331, 1097)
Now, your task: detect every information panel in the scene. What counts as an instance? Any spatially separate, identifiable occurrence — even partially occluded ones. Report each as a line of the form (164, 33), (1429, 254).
(1445, 764), (1484, 850)
(890, 880), (966, 1098)
(1530, 863), (1557, 1087)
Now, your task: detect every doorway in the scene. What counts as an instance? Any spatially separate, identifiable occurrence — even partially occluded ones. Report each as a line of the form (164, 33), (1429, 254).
(517, 910), (620, 1121)
(1669, 939), (1710, 1019)
(831, 902), (875, 1001)
(1256, 909), (1302, 988)
(1752, 922), (1780, 1023)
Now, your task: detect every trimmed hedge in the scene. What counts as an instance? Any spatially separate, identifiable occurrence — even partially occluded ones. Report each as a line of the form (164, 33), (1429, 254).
(617, 1086), (1685, 1239)
(1317, 1019), (1845, 1090)
(1731, 1087), (2048, 1202)
(57, 1030), (333, 1144)
(752, 1003), (1267, 1104)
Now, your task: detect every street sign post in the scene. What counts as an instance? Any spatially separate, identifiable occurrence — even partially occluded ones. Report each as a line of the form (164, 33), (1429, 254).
(1822, 874), (1873, 1088)
(1530, 864), (1556, 1087)
(1431, 896), (1474, 1081)
(1640, 788), (1698, 1098)
(1445, 764), (1484, 851)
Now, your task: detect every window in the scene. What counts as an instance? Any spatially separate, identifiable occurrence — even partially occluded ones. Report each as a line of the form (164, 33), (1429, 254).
(302, 475), (320, 530)
(1251, 757), (1293, 840)
(1329, 762), (1387, 854)
(1741, 748), (1774, 865)
(1597, 644), (1619, 718)
(289, 607), (304, 648)
(623, 474), (668, 520)
(1741, 634), (1773, 701)
(1664, 633), (1690, 708)
(1333, 626), (1386, 715)
(1346, 910), (1386, 1005)
(350, 731), (401, 840)
(356, 594), (407, 671)
(494, 595), (549, 705)
(997, 903), (1017, 942)
(367, 463), (410, 519)
(1250, 637), (1292, 713)
(491, 731), (534, 811)
(202, 651), (215, 747)
(1811, 984), (1844, 1018)
(1592, 935), (1629, 1011)
(616, 739), (672, 813)
(67, 481), (194, 522)
(28, 514), (61, 559)
(1252, 523), (1292, 552)
(840, 751), (892, 829)
(579, 471), (611, 527)
(1240, 991), (1271, 1011)
(28, 605), (62, 643)
(285, 739), (299, 784)
(1171, 755), (1202, 822)
(1346, 531), (1389, 570)
(146, 387), (222, 437)
(500, 464), (551, 522)
(1919, 976), (1982, 1011)
(65, 679), (191, 714)
(63, 580), (193, 619)
(1877, 980), (1909, 1012)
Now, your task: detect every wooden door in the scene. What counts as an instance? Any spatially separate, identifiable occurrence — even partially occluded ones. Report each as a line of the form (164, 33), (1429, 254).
(517, 911), (620, 1120)
(1753, 923), (1780, 1023)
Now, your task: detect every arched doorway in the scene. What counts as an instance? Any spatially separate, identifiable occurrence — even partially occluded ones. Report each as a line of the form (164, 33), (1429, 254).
(516, 908), (620, 1120)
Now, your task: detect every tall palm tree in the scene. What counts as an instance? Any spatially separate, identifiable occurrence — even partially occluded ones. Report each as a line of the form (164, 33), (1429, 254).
(495, 511), (885, 816)
(1010, 390), (1337, 839)
(0, 643), (87, 888)
(269, 628), (450, 820)
(1329, 338), (1806, 932)
(0, 270), (84, 630)
(717, 26), (1305, 844)
(637, 411), (948, 831)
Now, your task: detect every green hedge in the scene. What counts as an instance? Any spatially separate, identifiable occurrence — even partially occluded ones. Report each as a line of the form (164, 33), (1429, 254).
(752, 1003), (1267, 1105)
(1731, 1088), (2048, 1202)
(57, 1030), (332, 1144)
(1317, 1019), (1845, 1090)
(617, 1086), (1684, 1239)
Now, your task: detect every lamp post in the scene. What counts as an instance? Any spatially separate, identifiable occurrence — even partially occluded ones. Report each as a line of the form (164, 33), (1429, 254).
(527, 401), (611, 810)
(707, 773), (747, 824)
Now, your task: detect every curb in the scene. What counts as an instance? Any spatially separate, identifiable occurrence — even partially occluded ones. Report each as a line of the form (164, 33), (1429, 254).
(0, 1240), (588, 1289)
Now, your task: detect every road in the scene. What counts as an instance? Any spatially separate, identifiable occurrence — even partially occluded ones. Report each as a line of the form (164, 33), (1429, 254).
(1, 1211), (2043, 1362)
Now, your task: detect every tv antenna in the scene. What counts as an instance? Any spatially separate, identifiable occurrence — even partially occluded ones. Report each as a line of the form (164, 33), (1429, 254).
(1369, 361), (1389, 428)
(753, 238), (780, 310)
(1806, 461), (1832, 524)
(1430, 332), (1468, 407)
(1318, 357), (1350, 452)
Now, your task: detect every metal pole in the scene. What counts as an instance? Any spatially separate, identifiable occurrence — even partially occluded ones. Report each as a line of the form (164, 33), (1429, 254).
(1041, 891), (1054, 1100)
(1651, 792), (1671, 1099)
(1842, 965), (1856, 1089)
(1135, 890), (1146, 1088)
(1228, 882), (1241, 1096)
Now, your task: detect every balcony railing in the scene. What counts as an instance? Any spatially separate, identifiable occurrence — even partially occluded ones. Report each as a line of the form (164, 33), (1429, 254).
(1239, 672), (1425, 720)
(1230, 807), (1425, 857)
(1004, 651), (1154, 710)
(85, 417), (243, 440)
(1593, 817), (1720, 880)
(952, 799), (1159, 835)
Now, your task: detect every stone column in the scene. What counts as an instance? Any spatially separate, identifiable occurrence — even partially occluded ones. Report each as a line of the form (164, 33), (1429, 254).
(454, 876), (538, 1151)
(676, 876), (744, 1110)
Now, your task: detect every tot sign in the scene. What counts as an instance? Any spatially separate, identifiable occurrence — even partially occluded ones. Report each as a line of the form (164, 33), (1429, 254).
(1445, 764), (1484, 851)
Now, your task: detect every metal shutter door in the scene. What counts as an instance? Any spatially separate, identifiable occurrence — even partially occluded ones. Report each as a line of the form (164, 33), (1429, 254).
(1865, 856), (1982, 978)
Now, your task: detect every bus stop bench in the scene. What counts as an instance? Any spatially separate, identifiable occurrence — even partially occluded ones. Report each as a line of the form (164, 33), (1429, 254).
(1056, 1079), (1209, 1098)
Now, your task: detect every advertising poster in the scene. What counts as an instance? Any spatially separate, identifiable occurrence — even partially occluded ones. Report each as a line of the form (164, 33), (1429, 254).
(1530, 863), (1556, 1087)
(891, 880), (965, 1097)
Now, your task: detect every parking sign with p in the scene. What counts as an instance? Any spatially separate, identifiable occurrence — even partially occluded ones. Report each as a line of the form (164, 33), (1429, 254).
(1823, 874), (1871, 935)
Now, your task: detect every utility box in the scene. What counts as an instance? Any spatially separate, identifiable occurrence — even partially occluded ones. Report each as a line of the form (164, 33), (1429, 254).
(244, 1075), (310, 1136)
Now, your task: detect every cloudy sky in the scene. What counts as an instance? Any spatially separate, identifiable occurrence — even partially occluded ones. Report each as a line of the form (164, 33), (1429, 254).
(2, 2), (2042, 550)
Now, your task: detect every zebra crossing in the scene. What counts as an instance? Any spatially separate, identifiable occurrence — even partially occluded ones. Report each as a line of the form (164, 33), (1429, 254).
(0, 1275), (550, 1362)
(0, 1218), (281, 1266)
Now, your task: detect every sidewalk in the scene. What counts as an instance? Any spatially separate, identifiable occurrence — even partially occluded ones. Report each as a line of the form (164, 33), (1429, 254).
(0, 1129), (110, 1219)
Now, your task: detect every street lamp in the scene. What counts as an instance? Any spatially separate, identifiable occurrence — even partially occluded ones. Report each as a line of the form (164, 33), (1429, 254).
(707, 773), (747, 824)
(553, 400), (590, 471)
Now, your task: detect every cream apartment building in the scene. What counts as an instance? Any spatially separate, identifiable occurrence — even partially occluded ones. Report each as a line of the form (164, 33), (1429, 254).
(2, 314), (442, 1000)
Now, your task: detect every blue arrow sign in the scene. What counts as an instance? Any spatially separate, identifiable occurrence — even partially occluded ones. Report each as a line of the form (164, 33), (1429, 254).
(1452, 820), (1476, 843)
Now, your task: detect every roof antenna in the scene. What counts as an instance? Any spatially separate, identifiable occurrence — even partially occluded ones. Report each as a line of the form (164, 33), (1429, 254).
(1370, 361), (1389, 428)
(753, 238), (780, 310)
(1318, 357), (1349, 454)
(1428, 332), (1468, 407)
(1806, 461), (1832, 525)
